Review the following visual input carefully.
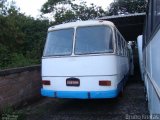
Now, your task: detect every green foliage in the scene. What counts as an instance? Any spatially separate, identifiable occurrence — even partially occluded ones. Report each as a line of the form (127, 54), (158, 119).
(71, 2), (106, 21)
(9, 53), (39, 68)
(41, 0), (72, 14)
(0, 44), (10, 68)
(108, 0), (147, 15)
(41, 0), (106, 24)
(0, 0), (7, 15)
(54, 9), (76, 24)
(0, 0), (49, 69)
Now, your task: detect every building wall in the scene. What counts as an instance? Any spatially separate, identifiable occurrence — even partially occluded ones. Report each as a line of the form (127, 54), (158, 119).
(0, 65), (41, 111)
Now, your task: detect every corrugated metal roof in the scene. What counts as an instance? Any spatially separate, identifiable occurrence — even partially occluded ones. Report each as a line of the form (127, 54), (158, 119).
(98, 13), (146, 20)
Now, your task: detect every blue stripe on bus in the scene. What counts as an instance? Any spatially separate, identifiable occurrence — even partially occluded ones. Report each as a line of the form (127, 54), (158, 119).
(41, 89), (55, 97)
(41, 89), (119, 99)
(57, 91), (89, 99)
(41, 73), (129, 99)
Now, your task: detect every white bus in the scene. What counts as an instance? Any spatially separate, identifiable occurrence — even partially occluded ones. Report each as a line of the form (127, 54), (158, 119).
(142, 0), (160, 115)
(137, 35), (144, 81)
(41, 20), (131, 99)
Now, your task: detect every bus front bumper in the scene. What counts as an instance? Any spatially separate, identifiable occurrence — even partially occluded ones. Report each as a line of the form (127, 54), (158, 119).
(41, 89), (119, 99)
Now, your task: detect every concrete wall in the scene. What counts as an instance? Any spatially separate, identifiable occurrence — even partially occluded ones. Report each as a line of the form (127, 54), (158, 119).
(0, 65), (41, 111)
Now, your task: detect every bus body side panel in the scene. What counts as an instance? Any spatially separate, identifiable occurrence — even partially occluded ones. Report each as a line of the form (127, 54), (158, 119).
(145, 28), (160, 114)
(116, 56), (129, 78)
(137, 35), (144, 80)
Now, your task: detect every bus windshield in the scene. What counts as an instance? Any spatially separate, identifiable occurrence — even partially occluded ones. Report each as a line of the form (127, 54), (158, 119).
(75, 26), (113, 55)
(43, 28), (74, 56)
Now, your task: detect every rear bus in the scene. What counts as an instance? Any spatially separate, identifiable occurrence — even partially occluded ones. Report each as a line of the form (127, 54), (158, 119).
(41, 21), (126, 99)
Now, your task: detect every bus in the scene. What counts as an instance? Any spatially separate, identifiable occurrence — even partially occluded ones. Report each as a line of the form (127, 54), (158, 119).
(137, 35), (144, 81)
(142, 0), (160, 115)
(41, 20), (131, 99)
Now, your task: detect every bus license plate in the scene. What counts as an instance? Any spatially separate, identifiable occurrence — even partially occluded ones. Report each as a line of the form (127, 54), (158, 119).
(66, 78), (80, 87)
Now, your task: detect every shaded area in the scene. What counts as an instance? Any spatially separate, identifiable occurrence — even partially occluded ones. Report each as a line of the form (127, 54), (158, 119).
(99, 13), (145, 41)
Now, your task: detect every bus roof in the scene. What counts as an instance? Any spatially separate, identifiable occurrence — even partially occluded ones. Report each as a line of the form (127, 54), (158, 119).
(48, 20), (115, 31)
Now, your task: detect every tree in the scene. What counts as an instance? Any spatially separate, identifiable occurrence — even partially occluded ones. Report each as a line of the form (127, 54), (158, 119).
(41, 0), (72, 14)
(41, 0), (106, 24)
(108, 0), (147, 15)
(71, 2), (106, 21)
(0, 0), (7, 15)
(0, 0), (50, 69)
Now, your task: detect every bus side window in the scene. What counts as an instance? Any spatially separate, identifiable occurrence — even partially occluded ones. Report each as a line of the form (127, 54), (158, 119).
(116, 32), (119, 55)
(147, 1), (153, 40)
(125, 43), (127, 56)
(120, 37), (123, 55)
(156, 0), (160, 24)
(124, 42), (126, 56)
(122, 40), (125, 56)
(115, 31), (119, 55)
(121, 38), (123, 56)
(153, 0), (160, 30)
(125, 42), (127, 56)
(114, 30), (118, 54)
(118, 34), (121, 55)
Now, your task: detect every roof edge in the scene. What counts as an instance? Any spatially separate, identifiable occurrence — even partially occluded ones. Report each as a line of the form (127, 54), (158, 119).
(98, 12), (146, 20)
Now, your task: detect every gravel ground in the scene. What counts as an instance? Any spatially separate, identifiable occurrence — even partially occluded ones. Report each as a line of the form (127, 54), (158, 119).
(18, 74), (149, 120)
